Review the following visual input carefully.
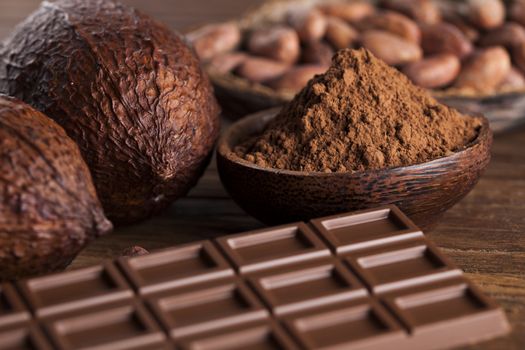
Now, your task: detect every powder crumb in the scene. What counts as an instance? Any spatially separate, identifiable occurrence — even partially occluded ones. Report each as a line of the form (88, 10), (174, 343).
(235, 49), (481, 172)
(121, 246), (149, 257)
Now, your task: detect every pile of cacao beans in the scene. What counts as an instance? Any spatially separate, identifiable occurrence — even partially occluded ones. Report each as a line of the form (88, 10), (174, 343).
(189, 0), (525, 95)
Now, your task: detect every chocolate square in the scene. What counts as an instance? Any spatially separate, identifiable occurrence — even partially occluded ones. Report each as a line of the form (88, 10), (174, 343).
(18, 263), (133, 318)
(344, 239), (461, 294)
(149, 280), (268, 338)
(249, 259), (367, 315)
(311, 206), (422, 253)
(44, 300), (166, 350)
(382, 278), (510, 349)
(178, 321), (298, 350)
(119, 241), (234, 295)
(216, 223), (330, 273)
(284, 298), (407, 349)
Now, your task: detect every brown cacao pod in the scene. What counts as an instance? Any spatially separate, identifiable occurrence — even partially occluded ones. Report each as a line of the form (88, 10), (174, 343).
(0, 0), (221, 224)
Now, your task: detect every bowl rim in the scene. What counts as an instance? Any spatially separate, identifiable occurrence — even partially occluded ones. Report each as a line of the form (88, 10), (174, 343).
(218, 107), (492, 177)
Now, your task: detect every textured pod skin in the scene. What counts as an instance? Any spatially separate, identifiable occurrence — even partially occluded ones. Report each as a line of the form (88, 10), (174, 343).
(0, 0), (220, 224)
(0, 95), (112, 280)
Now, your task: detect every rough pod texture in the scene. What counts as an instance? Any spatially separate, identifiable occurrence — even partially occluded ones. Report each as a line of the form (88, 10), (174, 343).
(0, 95), (112, 280)
(0, 0), (220, 224)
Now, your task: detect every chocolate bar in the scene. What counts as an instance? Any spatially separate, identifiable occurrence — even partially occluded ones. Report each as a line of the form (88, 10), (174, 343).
(0, 206), (510, 350)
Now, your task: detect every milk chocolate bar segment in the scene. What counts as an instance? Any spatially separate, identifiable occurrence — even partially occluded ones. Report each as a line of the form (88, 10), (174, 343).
(148, 279), (269, 339)
(343, 238), (462, 294)
(119, 241), (234, 295)
(381, 278), (511, 350)
(310, 205), (423, 253)
(216, 223), (330, 273)
(248, 259), (367, 315)
(178, 320), (299, 350)
(18, 263), (133, 318)
(283, 297), (408, 350)
(43, 300), (167, 350)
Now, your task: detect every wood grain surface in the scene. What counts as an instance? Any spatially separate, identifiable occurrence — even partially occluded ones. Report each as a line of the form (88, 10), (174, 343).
(1, 1), (524, 349)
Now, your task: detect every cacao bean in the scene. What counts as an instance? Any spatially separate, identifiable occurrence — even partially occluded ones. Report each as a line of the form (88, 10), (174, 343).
(187, 22), (241, 61)
(301, 41), (334, 65)
(319, 2), (375, 23)
(266, 64), (329, 92)
(356, 11), (421, 44)
(361, 30), (422, 66)
(467, 0), (505, 30)
(235, 56), (290, 83)
(287, 7), (327, 43)
(479, 22), (525, 49)
(454, 46), (511, 93)
(381, 0), (441, 24)
(207, 52), (248, 74)
(247, 26), (300, 64)
(325, 17), (359, 50)
(498, 67), (525, 91)
(402, 54), (460, 89)
(421, 23), (473, 59)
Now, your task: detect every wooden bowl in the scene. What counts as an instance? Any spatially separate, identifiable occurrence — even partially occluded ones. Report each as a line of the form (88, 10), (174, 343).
(203, 0), (525, 133)
(217, 108), (493, 228)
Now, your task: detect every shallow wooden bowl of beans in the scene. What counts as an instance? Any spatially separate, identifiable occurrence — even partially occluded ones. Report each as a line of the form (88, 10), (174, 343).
(190, 0), (525, 132)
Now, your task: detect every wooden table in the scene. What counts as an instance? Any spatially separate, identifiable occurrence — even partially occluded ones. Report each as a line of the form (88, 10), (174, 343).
(1, 1), (524, 349)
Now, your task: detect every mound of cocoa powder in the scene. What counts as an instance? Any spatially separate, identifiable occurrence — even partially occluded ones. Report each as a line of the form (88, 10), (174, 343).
(235, 48), (482, 172)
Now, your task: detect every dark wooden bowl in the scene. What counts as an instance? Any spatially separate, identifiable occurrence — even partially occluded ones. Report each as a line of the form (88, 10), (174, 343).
(217, 108), (493, 229)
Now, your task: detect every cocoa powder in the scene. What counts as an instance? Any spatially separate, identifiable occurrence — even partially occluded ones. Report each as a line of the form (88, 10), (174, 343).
(235, 49), (481, 173)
